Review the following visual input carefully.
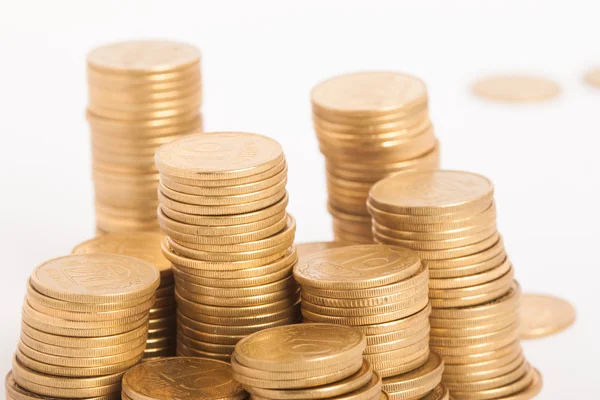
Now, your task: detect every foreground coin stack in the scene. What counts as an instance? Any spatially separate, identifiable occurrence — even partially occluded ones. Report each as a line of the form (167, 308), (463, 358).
(295, 245), (432, 379)
(311, 71), (440, 243)
(155, 132), (300, 360)
(122, 357), (248, 400)
(231, 324), (383, 400)
(87, 40), (203, 233)
(369, 170), (542, 399)
(72, 232), (176, 358)
(10, 254), (159, 400)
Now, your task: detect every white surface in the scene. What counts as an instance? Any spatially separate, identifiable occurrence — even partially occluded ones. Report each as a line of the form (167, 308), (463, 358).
(0, 0), (597, 397)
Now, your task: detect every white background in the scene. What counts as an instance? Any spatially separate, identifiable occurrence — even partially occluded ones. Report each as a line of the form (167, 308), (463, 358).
(0, 1), (598, 397)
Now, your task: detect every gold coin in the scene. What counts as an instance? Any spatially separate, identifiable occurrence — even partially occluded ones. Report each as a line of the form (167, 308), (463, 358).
(374, 227), (497, 251)
(519, 293), (575, 339)
(376, 351), (431, 380)
(232, 356), (363, 389)
(400, 233), (500, 262)
(311, 72), (427, 117)
(492, 368), (542, 400)
(122, 357), (246, 400)
(294, 245), (421, 290)
(296, 241), (347, 260)
(145, 336), (176, 350)
(443, 353), (525, 384)
(30, 254), (160, 304)
(443, 349), (522, 377)
(177, 310), (300, 335)
(364, 337), (429, 364)
(430, 312), (519, 338)
(366, 319), (430, 346)
(324, 372), (382, 400)
(5, 371), (119, 400)
(472, 75), (560, 102)
(176, 285), (299, 307)
(244, 360), (374, 400)
(431, 285), (510, 308)
(431, 333), (518, 358)
(142, 346), (176, 358)
(16, 349), (142, 377)
(175, 341), (231, 361)
(177, 322), (243, 345)
(148, 315), (175, 330)
(12, 371), (120, 398)
(155, 132), (283, 180)
(430, 322), (518, 347)
(71, 232), (171, 278)
(429, 267), (513, 299)
(178, 301), (300, 326)
(176, 291), (299, 317)
(234, 324), (365, 372)
(429, 258), (510, 290)
(382, 352), (443, 394)
(148, 305), (175, 319)
(174, 275), (297, 297)
(176, 333), (234, 354)
(368, 171), (493, 216)
(373, 220), (496, 243)
(174, 262), (294, 289)
(449, 364), (534, 400)
(436, 340), (521, 366)
(388, 383), (448, 400)
(365, 325), (429, 355)
(429, 252), (506, 280)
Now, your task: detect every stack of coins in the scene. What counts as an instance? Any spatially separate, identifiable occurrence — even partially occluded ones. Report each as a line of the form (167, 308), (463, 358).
(310, 71), (440, 243)
(230, 324), (384, 400)
(368, 170), (542, 399)
(294, 245), (433, 380)
(10, 254), (159, 400)
(87, 40), (203, 234)
(296, 241), (346, 260)
(71, 232), (176, 358)
(155, 132), (300, 360)
(122, 357), (248, 400)
(381, 353), (446, 400)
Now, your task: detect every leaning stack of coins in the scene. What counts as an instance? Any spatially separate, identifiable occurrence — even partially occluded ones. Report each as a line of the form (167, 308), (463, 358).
(311, 71), (440, 243)
(87, 40), (203, 234)
(71, 232), (176, 358)
(122, 357), (248, 400)
(294, 245), (434, 381)
(11, 254), (159, 400)
(231, 324), (384, 400)
(368, 170), (542, 399)
(155, 132), (300, 360)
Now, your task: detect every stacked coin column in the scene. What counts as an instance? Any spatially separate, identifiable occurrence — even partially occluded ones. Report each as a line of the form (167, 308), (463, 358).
(231, 324), (384, 400)
(294, 245), (447, 399)
(9, 254), (159, 400)
(368, 170), (542, 400)
(310, 72), (439, 244)
(87, 40), (203, 234)
(155, 132), (300, 360)
(72, 232), (177, 358)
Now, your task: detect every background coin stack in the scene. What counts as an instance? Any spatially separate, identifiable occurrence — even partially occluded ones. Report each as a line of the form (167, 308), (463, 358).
(71, 232), (176, 358)
(155, 132), (300, 360)
(294, 245), (440, 388)
(368, 170), (541, 399)
(87, 39), (203, 234)
(10, 254), (159, 400)
(230, 324), (383, 400)
(122, 357), (248, 400)
(310, 71), (440, 244)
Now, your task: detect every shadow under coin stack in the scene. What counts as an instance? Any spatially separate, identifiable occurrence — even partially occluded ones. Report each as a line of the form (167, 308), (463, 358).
(231, 324), (383, 400)
(155, 132), (300, 360)
(71, 232), (176, 358)
(10, 254), (159, 400)
(310, 72), (440, 244)
(87, 40), (203, 234)
(368, 170), (542, 400)
(122, 357), (248, 400)
(294, 245), (447, 399)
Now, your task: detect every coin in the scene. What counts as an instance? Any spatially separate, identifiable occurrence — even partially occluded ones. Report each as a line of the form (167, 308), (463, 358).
(382, 352), (444, 394)
(448, 364), (534, 400)
(472, 75), (560, 102)
(519, 294), (575, 339)
(296, 241), (347, 259)
(122, 357), (247, 400)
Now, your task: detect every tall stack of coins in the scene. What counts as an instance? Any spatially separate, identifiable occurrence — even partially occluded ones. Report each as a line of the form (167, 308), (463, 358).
(72, 232), (176, 358)
(369, 170), (542, 399)
(231, 324), (384, 400)
(155, 132), (300, 360)
(294, 244), (443, 395)
(87, 40), (203, 234)
(122, 357), (248, 400)
(10, 254), (159, 400)
(311, 72), (440, 243)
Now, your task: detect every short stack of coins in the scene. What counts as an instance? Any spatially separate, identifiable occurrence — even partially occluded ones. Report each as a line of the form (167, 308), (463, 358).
(87, 40), (203, 234)
(294, 245), (441, 389)
(72, 232), (176, 358)
(368, 170), (542, 399)
(155, 132), (300, 360)
(10, 254), (159, 400)
(122, 357), (248, 400)
(310, 72), (440, 243)
(231, 324), (384, 400)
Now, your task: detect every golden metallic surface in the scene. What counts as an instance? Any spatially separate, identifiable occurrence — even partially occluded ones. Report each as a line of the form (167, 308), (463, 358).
(435, 341), (521, 366)
(430, 313), (518, 338)
(376, 351), (431, 380)
(443, 350), (522, 377)
(176, 285), (299, 308)
(448, 364), (534, 400)
(5, 371), (119, 400)
(30, 254), (160, 304)
(366, 320), (430, 346)
(294, 245), (421, 290)
(388, 383), (449, 400)
(174, 275), (297, 298)
(519, 293), (575, 339)
(429, 258), (510, 290)
(244, 361), (374, 400)
(364, 337), (429, 364)
(178, 301), (300, 327)
(444, 354), (526, 388)
(472, 75), (560, 102)
(177, 310), (299, 336)
(155, 132), (283, 180)
(234, 324), (365, 372)
(430, 322), (518, 347)
(122, 357), (247, 400)
(381, 353), (443, 397)
(364, 325), (429, 355)
(491, 368), (542, 400)
(71, 232), (171, 277)
(13, 373), (120, 398)
(176, 291), (299, 317)
(429, 268), (513, 299)
(174, 262), (294, 289)
(296, 241), (347, 260)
